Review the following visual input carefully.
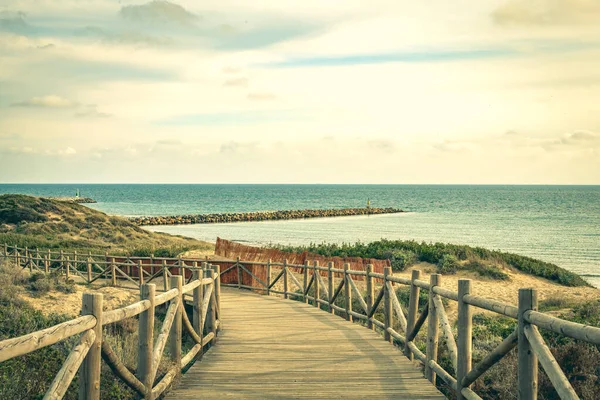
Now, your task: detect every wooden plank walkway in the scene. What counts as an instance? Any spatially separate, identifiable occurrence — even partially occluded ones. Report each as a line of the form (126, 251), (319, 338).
(167, 288), (445, 399)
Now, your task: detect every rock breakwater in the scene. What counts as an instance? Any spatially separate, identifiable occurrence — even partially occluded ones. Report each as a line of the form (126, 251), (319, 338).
(49, 197), (97, 204)
(131, 207), (403, 226)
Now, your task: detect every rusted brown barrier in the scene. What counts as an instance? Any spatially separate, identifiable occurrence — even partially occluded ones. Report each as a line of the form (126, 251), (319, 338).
(215, 238), (390, 280)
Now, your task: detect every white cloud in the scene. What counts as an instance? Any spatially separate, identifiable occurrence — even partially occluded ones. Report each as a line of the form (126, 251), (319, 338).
(247, 92), (277, 101)
(60, 147), (77, 155)
(223, 77), (248, 87)
(0, 0), (599, 183)
(119, 1), (199, 27)
(493, 0), (600, 25)
(13, 95), (76, 108)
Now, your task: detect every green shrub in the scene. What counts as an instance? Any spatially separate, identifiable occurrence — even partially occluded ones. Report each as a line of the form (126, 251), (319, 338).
(273, 239), (587, 286)
(55, 282), (77, 294)
(131, 246), (154, 257)
(463, 261), (510, 280)
(385, 250), (417, 271)
(539, 297), (580, 312)
(437, 254), (459, 274)
(29, 278), (53, 294)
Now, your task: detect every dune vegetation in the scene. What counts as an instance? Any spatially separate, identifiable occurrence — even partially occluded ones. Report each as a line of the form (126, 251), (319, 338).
(274, 239), (589, 287)
(0, 194), (213, 256)
(0, 195), (213, 399)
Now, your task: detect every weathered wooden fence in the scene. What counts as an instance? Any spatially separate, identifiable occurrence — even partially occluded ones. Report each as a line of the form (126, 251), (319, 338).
(215, 259), (600, 400)
(0, 245), (221, 400)
(2, 244), (600, 399)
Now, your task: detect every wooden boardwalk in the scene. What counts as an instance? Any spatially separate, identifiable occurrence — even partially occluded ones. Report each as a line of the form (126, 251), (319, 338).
(167, 289), (444, 399)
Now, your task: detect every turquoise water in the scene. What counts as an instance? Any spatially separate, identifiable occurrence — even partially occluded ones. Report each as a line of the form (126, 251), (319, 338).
(1, 184), (599, 287)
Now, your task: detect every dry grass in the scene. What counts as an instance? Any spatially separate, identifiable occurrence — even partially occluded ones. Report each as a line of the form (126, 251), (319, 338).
(0, 194), (213, 255)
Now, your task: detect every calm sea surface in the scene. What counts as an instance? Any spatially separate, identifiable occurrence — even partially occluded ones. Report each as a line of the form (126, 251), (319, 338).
(1, 184), (599, 287)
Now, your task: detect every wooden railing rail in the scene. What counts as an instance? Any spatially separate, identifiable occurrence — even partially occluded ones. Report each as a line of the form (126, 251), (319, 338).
(2, 244), (600, 399)
(214, 254), (600, 400)
(0, 245), (221, 400)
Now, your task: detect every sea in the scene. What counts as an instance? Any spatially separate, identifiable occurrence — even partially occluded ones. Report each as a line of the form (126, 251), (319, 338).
(1, 184), (599, 287)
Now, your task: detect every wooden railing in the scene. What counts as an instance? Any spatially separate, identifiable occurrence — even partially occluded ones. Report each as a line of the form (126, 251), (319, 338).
(218, 258), (600, 400)
(2, 245), (600, 399)
(0, 245), (221, 400)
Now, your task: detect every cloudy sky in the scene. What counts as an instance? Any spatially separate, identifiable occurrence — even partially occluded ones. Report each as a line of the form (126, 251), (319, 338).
(0, 0), (599, 183)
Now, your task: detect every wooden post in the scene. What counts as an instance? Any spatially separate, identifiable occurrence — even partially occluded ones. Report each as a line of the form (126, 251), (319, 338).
(138, 260), (144, 286)
(205, 269), (217, 337)
(266, 259), (272, 296)
(2, 243), (6, 258)
(366, 264), (374, 330)
(313, 261), (320, 308)
(103, 251), (108, 280)
(405, 269), (421, 359)
(303, 260), (309, 303)
(178, 256), (184, 277)
(138, 284), (155, 399)
(518, 288), (538, 400)
(457, 279), (473, 400)
(211, 264), (221, 325)
(86, 254), (92, 283)
(26, 247), (32, 273)
(192, 268), (203, 334)
(426, 274), (441, 383)
(47, 249), (51, 272)
(163, 259), (169, 291)
(327, 262), (334, 314)
(35, 248), (40, 271)
(283, 259), (289, 300)
(236, 257), (242, 289)
(384, 267), (393, 342)
(169, 275), (183, 371)
(111, 257), (117, 286)
(16, 247), (21, 266)
(65, 256), (71, 280)
(74, 250), (78, 273)
(344, 263), (352, 322)
(79, 292), (103, 400)
(44, 254), (50, 274)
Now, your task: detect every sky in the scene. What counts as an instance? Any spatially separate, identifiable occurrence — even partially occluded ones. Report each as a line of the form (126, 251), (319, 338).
(0, 0), (599, 184)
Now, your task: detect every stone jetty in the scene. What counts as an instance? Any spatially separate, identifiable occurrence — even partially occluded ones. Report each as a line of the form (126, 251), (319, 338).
(49, 197), (97, 204)
(130, 207), (403, 226)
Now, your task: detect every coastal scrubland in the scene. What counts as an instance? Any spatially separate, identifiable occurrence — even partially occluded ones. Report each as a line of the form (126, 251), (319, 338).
(0, 194), (213, 256)
(274, 239), (589, 286)
(0, 257), (200, 399)
(0, 194), (211, 399)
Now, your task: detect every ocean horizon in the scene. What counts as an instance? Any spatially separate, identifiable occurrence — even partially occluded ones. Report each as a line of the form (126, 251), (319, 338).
(1, 184), (599, 287)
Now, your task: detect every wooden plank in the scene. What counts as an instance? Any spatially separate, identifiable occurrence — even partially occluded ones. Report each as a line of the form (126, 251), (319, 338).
(165, 288), (443, 400)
